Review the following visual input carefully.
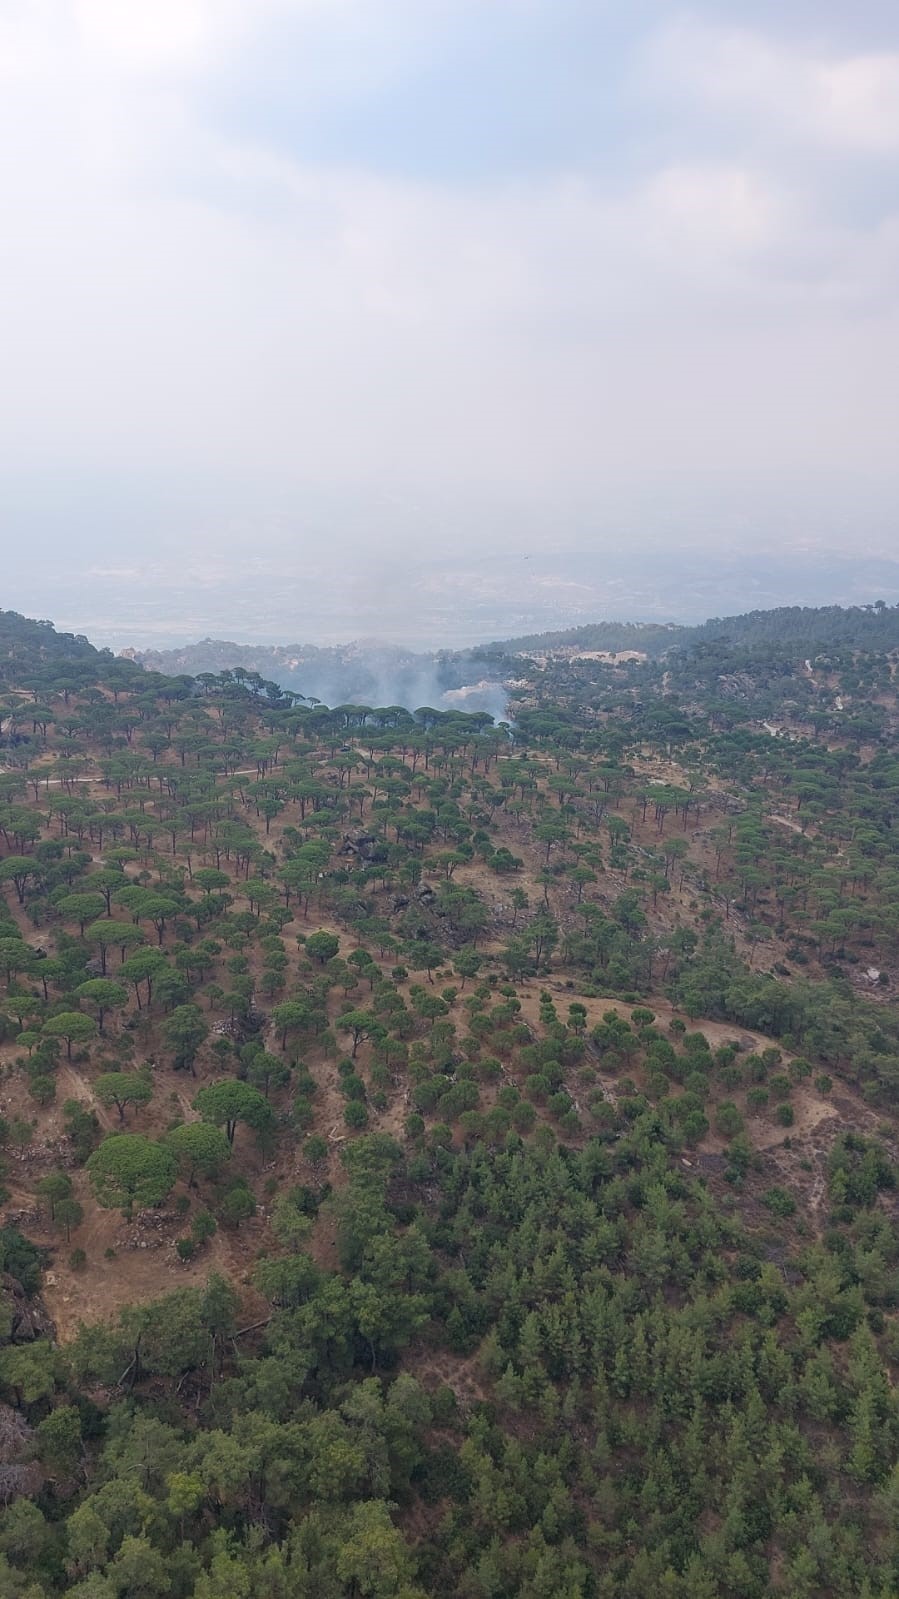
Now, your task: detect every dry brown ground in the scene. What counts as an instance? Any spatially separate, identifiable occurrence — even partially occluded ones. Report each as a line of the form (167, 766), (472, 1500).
(42, 1192), (269, 1343)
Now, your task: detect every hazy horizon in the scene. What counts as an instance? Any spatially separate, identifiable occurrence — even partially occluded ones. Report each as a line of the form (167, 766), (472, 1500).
(2, 2), (898, 640)
(22, 541), (899, 656)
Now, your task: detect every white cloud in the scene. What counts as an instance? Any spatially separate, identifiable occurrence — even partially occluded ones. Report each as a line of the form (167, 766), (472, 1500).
(73, 0), (221, 69)
(642, 164), (780, 252)
(69, 0), (332, 73)
(0, 1), (897, 555)
(816, 54), (899, 153)
(649, 19), (899, 154)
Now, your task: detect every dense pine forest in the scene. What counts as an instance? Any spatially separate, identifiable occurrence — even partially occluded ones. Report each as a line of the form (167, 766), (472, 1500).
(3, 602), (899, 1598)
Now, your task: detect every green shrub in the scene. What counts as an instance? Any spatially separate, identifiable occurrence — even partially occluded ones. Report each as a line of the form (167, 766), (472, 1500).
(715, 1101), (744, 1139)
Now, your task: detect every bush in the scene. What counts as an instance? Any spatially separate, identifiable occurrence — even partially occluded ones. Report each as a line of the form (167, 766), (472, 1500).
(762, 1186), (796, 1217)
(681, 1109), (709, 1145)
(176, 1236), (196, 1261)
(829, 1133), (894, 1209)
(292, 1095), (314, 1129)
(219, 1184), (255, 1229)
(512, 1101), (536, 1133)
(440, 1082), (480, 1120)
(304, 1134), (329, 1165)
(775, 1103), (795, 1127)
(684, 1071), (710, 1101)
(344, 1100), (369, 1130)
(191, 1209), (217, 1244)
(68, 1248), (87, 1271)
(412, 1079), (442, 1113)
(715, 1101), (744, 1139)
(340, 1074), (367, 1102)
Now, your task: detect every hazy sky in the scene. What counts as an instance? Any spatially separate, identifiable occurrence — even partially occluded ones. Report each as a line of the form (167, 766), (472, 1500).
(2, 0), (899, 635)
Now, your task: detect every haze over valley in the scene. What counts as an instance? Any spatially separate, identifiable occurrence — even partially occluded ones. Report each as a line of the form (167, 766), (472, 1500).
(12, 545), (899, 658)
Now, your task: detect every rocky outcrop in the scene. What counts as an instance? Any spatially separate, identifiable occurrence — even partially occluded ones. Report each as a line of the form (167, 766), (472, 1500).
(1, 1272), (56, 1345)
(341, 831), (388, 863)
(0, 1404), (42, 1504)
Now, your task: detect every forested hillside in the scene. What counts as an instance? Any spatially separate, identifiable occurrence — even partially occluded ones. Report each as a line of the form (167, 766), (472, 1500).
(499, 620), (687, 657)
(0, 612), (101, 672)
(505, 600), (899, 659)
(1, 606), (899, 1597)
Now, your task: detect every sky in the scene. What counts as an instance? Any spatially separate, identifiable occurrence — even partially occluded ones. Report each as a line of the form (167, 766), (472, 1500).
(1, 0), (899, 644)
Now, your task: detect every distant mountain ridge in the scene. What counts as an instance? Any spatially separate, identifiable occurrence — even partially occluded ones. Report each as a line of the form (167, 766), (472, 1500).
(6, 599), (898, 702)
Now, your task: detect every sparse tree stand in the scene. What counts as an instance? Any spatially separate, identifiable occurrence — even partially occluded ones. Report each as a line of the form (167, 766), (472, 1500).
(453, 946), (481, 988)
(56, 891), (106, 935)
(120, 947), (169, 1010)
(87, 1134), (177, 1217)
(243, 1046), (291, 1097)
(0, 936), (31, 984)
(272, 998), (315, 1050)
(0, 855), (38, 904)
(305, 929), (340, 965)
(41, 1011), (97, 1060)
(193, 1080), (273, 1146)
(337, 1010), (386, 1059)
(74, 978), (128, 1033)
(94, 1071), (153, 1123)
(36, 1171), (74, 1223)
(162, 1004), (209, 1074)
(165, 1122), (232, 1187)
(85, 919), (145, 976)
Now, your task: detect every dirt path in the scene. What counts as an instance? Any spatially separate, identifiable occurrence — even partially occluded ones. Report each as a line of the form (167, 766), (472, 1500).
(55, 1063), (116, 1130)
(768, 813), (806, 835)
(516, 980), (784, 1056)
